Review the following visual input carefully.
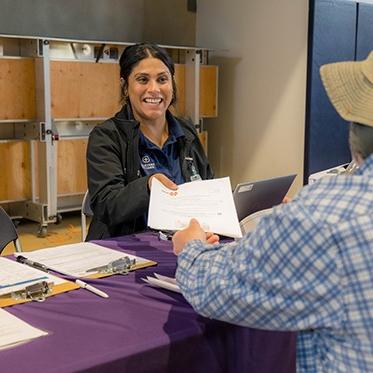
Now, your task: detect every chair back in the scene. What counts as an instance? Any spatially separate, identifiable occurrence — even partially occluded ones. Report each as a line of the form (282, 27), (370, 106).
(0, 207), (22, 253)
(81, 190), (93, 241)
(239, 208), (273, 236)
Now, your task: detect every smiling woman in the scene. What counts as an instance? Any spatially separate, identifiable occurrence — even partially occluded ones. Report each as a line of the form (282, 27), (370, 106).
(86, 43), (214, 240)
(127, 57), (174, 145)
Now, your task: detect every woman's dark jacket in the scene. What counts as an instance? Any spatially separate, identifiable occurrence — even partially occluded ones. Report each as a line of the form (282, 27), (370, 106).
(86, 105), (214, 240)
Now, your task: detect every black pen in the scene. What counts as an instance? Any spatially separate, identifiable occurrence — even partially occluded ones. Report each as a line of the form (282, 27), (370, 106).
(16, 255), (49, 273)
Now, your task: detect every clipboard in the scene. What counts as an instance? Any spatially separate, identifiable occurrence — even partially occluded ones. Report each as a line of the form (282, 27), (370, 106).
(0, 257), (79, 308)
(14, 242), (157, 279)
(0, 280), (79, 308)
(84, 259), (157, 279)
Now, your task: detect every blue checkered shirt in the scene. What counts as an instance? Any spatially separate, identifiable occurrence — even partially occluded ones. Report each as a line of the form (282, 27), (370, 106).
(176, 154), (373, 372)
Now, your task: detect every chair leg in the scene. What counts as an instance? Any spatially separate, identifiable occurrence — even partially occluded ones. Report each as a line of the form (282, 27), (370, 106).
(14, 238), (22, 252)
(81, 213), (87, 242)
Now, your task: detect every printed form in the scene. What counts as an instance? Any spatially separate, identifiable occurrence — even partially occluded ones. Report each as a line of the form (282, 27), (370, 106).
(0, 257), (65, 297)
(15, 243), (151, 277)
(148, 177), (242, 238)
(0, 308), (48, 350)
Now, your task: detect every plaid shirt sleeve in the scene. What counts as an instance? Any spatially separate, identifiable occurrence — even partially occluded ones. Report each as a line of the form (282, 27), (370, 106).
(176, 199), (344, 331)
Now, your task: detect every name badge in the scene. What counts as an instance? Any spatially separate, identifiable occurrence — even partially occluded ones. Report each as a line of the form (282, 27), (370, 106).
(186, 157), (201, 182)
(190, 174), (202, 182)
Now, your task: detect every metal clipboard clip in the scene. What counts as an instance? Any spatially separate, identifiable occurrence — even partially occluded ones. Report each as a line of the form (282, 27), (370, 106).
(86, 257), (136, 276)
(11, 281), (54, 303)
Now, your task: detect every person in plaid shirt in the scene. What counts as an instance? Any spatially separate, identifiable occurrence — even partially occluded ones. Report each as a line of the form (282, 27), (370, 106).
(173, 53), (373, 372)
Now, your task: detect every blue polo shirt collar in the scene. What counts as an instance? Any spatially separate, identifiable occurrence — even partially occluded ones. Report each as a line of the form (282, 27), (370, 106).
(139, 113), (186, 184)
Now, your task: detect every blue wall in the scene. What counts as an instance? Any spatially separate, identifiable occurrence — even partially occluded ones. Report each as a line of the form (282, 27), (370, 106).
(304, 0), (373, 182)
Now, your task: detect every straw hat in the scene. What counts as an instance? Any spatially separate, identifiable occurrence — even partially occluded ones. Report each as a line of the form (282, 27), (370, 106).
(320, 52), (373, 128)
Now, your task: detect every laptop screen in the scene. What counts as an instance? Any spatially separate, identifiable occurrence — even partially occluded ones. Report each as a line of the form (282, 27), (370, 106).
(233, 174), (296, 221)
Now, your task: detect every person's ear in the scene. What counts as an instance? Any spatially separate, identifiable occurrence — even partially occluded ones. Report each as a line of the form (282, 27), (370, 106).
(120, 78), (129, 102)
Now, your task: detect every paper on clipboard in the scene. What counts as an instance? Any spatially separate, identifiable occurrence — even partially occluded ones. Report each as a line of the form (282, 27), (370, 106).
(14, 242), (156, 278)
(148, 177), (242, 238)
(0, 257), (78, 308)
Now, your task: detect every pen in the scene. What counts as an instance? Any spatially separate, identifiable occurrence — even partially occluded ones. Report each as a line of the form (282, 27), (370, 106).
(75, 279), (109, 299)
(16, 255), (49, 273)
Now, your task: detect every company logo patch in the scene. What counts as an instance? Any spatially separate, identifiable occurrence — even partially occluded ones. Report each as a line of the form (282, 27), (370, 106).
(141, 155), (155, 170)
(142, 156), (151, 164)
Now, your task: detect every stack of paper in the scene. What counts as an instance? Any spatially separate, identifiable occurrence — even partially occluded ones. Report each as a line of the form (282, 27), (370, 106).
(148, 177), (242, 238)
(0, 308), (48, 350)
(142, 273), (181, 293)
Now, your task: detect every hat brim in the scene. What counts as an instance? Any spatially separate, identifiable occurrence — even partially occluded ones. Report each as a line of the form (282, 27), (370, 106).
(320, 59), (373, 128)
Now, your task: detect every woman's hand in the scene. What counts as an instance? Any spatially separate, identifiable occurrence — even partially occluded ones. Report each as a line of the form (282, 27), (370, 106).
(148, 173), (178, 190)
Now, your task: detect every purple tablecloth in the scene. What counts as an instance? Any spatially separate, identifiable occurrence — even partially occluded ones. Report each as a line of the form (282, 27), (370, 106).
(2, 232), (296, 372)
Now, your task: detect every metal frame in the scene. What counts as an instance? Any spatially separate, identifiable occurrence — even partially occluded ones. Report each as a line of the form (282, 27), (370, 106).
(185, 50), (201, 127)
(35, 39), (58, 227)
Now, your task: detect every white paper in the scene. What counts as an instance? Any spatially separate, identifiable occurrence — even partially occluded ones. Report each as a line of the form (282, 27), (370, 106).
(148, 177), (242, 238)
(142, 273), (181, 293)
(15, 242), (151, 278)
(0, 308), (48, 350)
(0, 258), (65, 296)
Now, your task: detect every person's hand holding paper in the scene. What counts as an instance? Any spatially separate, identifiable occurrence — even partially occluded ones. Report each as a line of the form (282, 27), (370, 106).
(148, 173), (178, 191)
(172, 219), (220, 255)
(148, 177), (242, 238)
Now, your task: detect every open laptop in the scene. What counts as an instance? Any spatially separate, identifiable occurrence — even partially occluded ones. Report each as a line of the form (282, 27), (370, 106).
(233, 174), (296, 221)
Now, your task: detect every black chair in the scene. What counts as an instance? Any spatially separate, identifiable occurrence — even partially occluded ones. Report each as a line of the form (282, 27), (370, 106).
(0, 207), (22, 254)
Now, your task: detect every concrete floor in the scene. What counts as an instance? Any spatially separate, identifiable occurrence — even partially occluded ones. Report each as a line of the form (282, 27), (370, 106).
(2, 211), (85, 255)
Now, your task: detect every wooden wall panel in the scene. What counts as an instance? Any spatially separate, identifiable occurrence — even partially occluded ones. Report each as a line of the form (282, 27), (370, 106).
(172, 64), (186, 117)
(0, 142), (81, 203)
(0, 59), (217, 122)
(170, 64), (218, 118)
(57, 139), (88, 195)
(50, 61), (121, 119)
(0, 59), (36, 120)
(0, 141), (31, 201)
(198, 130), (208, 155)
(50, 60), (217, 119)
(200, 65), (218, 117)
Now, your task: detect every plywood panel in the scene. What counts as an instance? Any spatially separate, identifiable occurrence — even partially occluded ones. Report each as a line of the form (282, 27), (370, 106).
(0, 59), (36, 120)
(24, 140), (88, 198)
(0, 139), (88, 201)
(198, 130), (208, 155)
(0, 141), (31, 201)
(0, 59), (217, 122)
(51, 61), (121, 119)
(57, 139), (88, 195)
(172, 64), (186, 116)
(50, 61), (217, 119)
(200, 65), (218, 117)
(170, 64), (218, 118)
